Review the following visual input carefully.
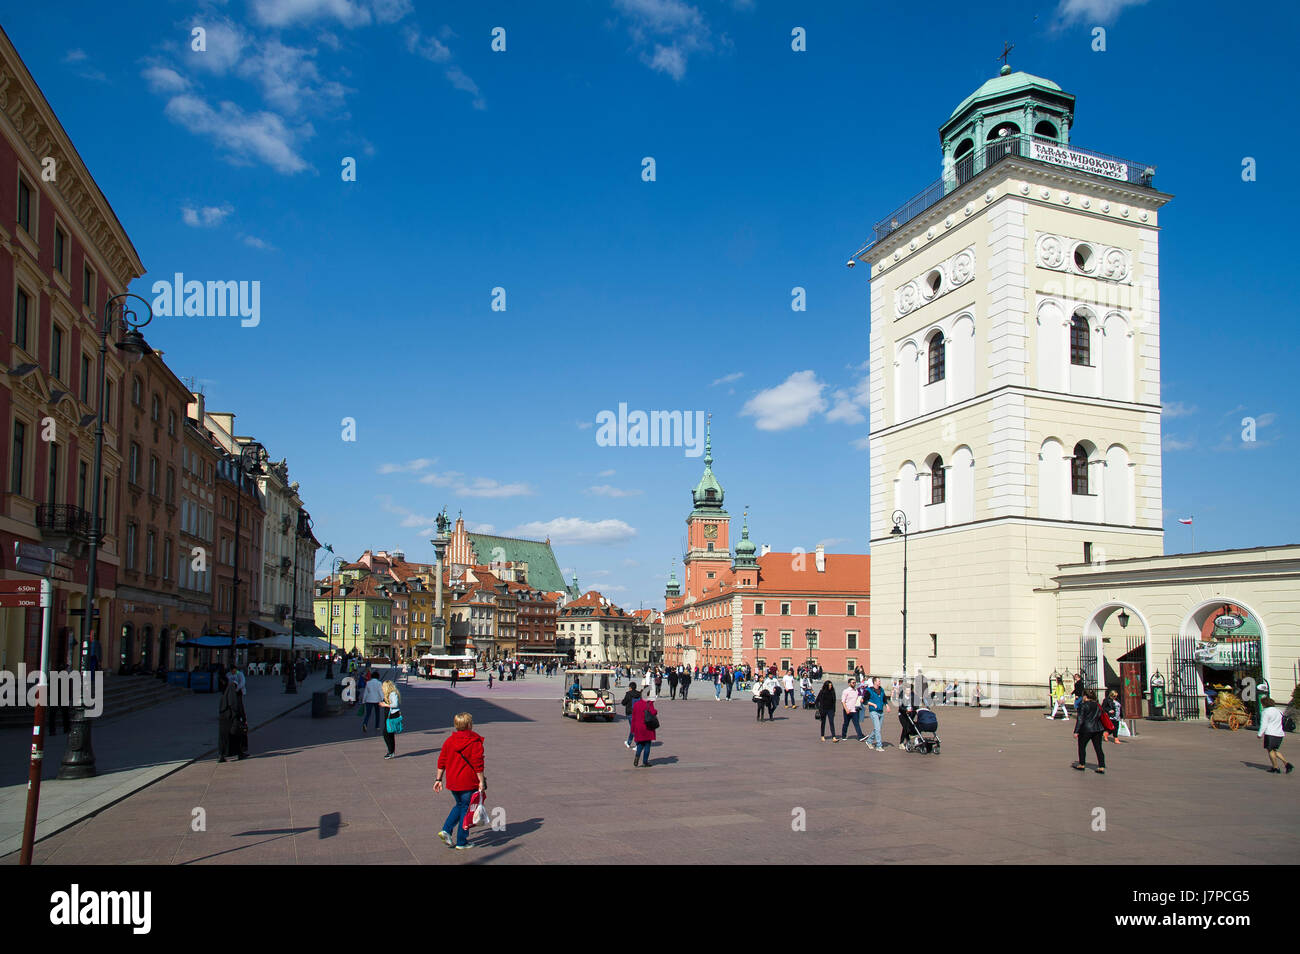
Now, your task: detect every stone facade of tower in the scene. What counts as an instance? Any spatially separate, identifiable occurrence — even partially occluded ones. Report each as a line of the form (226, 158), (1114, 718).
(857, 68), (1171, 703)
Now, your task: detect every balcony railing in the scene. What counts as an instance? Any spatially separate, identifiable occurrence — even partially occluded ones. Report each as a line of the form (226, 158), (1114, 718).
(869, 134), (1157, 247)
(36, 504), (102, 541)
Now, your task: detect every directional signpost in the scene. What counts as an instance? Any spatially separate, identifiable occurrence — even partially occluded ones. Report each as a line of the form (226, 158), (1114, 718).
(4, 578), (53, 865)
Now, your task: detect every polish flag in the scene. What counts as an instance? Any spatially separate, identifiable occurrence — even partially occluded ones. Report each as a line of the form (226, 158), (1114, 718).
(1178, 518), (1193, 525)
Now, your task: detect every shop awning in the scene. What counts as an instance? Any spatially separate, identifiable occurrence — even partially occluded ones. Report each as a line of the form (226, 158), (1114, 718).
(177, 635), (261, 648)
(250, 619), (291, 636)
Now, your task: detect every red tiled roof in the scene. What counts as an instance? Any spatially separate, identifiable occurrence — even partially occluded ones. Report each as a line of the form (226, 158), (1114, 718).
(754, 552), (870, 594)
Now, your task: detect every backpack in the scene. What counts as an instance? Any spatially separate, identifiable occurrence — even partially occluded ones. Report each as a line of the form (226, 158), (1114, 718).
(641, 706), (660, 731)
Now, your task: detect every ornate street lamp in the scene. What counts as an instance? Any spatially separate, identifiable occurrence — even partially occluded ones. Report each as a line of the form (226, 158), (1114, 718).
(59, 293), (154, 780)
(325, 555), (343, 679)
(284, 508), (310, 693)
(890, 509), (911, 690)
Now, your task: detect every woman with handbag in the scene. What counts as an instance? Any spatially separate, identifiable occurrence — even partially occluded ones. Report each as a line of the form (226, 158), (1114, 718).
(1072, 689), (1107, 773)
(218, 670), (247, 762)
(631, 694), (659, 767)
(1102, 690), (1125, 744)
(435, 712), (486, 850)
(380, 679), (402, 759)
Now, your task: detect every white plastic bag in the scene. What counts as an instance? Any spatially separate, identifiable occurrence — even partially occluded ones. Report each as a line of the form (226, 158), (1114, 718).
(1118, 718), (1132, 737)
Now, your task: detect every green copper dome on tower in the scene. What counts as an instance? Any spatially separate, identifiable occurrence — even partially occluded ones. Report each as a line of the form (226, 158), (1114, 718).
(665, 560), (681, 598)
(690, 417), (726, 514)
(733, 509), (758, 569)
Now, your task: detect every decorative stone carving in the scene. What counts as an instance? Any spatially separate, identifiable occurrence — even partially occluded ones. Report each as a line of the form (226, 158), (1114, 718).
(1036, 232), (1131, 282)
(894, 246), (976, 318)
(1036, 234), (1065, 269)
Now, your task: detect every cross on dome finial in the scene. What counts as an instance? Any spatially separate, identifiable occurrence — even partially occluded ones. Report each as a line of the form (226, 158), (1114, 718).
(998, 41), (1014, 74)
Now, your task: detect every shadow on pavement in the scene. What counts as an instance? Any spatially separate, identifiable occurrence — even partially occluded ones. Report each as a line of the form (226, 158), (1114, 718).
(472, 816), (543, 848)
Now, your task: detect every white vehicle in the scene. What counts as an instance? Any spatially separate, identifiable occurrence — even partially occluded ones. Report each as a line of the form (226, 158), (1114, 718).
(421, 653), (477, 680)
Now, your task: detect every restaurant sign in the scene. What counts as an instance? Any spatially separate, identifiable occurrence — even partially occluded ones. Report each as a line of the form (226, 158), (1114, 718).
(1028, 140), (1128, 182)
(1213, 613), (1244, 630)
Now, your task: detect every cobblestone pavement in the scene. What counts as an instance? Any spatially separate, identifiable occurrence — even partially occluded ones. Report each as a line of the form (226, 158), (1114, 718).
(7, 672), (1296, 864)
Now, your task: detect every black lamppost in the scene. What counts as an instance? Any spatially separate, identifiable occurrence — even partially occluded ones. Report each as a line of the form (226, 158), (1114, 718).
(226, 441), (264, 669)
(890, 509), (911, 689)
(285, 508), (310, 693)
(325, 555), (343, 678)
(59, 293), (154, 780)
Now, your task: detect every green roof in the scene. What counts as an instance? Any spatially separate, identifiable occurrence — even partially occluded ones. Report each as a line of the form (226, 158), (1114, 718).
(945, 70), (1068, 124)
(467, 532), (573, 596)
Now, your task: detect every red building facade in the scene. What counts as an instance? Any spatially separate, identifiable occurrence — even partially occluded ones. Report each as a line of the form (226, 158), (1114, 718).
(662, 426), (870, 675)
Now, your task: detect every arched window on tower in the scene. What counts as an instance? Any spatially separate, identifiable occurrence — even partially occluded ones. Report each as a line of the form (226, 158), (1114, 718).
(927, 331), (946, 384)
(1071, 443), (1090, 496)
(953, 138), (975, 185)
(1034, 120), (1059, 140)
(930, 455), (946, 505)
(1070, 312), (1091, 367)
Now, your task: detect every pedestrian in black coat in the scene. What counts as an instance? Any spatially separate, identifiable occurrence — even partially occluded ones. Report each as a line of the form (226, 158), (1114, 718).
(218, 676), (247, 762)
(816, 681), (838, 741)
(667, 669), (679, 699)
(1073, 689), (1107, 773)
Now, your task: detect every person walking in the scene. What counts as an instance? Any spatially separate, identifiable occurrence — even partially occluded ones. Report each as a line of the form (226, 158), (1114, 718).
(1102, 689), (1125, 744)
(435, 712), (486, 850)
(864, 677), (890, 751)
(1072, 689), (1107, 774)
(679, 667), (692, 700)
(754, 676), (770, 722)
(621, 682), (642, 749)
(840, 678), (866, 742)
(631, 694), (659, 767)
(218, 670), (247, 762)
(782, 671), (795, 709)
(654, 668), (664, 698)
(380, 679), (402, 759)
(667, 668), (679, 700)
(1258, 696), (1294, 774)
(450, 665), (459, 688)
(764, 672), (780, 718)
(714, 669), (723, 701)
(363, 669), (386, 733)
(816, 680), (838, 741)
(722, 666), (734, 701)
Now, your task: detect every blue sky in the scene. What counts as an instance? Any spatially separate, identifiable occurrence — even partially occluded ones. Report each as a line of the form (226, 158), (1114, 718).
(4, 0), (1296, 610)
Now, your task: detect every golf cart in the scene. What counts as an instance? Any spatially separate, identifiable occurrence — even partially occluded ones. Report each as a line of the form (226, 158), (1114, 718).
(562, 669), (617, 722)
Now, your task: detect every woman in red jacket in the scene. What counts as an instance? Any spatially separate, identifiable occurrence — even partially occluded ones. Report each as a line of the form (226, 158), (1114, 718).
(631, 696), (658, 767)
(434, 712), (486, 849)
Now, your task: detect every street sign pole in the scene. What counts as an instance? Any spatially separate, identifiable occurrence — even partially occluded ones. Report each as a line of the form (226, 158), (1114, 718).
(19, 578), (52, 865)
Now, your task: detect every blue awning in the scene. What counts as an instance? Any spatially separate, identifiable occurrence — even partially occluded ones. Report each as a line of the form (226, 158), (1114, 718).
(177, 635), (261, 648)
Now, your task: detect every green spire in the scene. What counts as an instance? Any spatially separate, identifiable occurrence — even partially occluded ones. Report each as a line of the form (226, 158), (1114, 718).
(665, 558), (681, 597)
(734, 507), (758, 568)
(691, 415), (726, 514)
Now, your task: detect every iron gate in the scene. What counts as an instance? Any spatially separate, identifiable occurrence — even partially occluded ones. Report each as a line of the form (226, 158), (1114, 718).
(1167, 634), (1202, 721)
(1078, 636), (1098, 690)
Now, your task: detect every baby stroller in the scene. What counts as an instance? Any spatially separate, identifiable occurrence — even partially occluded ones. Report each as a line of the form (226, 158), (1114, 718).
(801, 686), (817, 709)
(901, 706), (941, 754)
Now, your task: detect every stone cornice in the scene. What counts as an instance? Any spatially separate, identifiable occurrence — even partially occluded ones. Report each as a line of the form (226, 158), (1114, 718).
(0, 28), (145, 291)
(869, 157), (1173, 269)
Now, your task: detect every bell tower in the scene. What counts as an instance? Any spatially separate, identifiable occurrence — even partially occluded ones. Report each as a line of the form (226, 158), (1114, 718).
(682, 418), (730, 600)
(857, 66), (1171, 704)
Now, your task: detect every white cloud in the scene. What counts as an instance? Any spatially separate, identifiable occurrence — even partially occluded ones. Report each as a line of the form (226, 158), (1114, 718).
(1054, 0), (1149, 25)
(614, 0), (713, 81)
(163, 94), (310, 174)
(445, 65), (486, 110)
(577, 420), (594, 430)
(826, 376), (869, 425)
(466, 522), (495, 533)
(597, 469), (616, 477)
(243, 235), (275, 251)
(142, 66), (190, 94)
(740, 370), (827, 431)
(458, 478), (532, 498)
(1162, 436), (1194, 452)
(181, 204), (233, 227)
(403, 25), (450, 62)
(239, 39), (349, 116)
(379, 459), (434, 474)
(418, 470), (462, 486)
(509, 517), (637, 546)
(1255, 412), (1277, 427)
(187, 20), (248, 74)
(850, 436), (870, 450)
(586, 485), (644, 497)
(64, 49), (88, 63)
(711, 371), (743, 387)
(1164, 401), (1196, 418)
(252, 0), (374, 29)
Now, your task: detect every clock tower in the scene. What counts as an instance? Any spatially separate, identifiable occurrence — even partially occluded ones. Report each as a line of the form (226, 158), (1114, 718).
(682, 419), (731, 600)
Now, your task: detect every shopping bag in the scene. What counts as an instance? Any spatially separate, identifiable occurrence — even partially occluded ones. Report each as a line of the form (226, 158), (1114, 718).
(462, 791), (485, 830)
